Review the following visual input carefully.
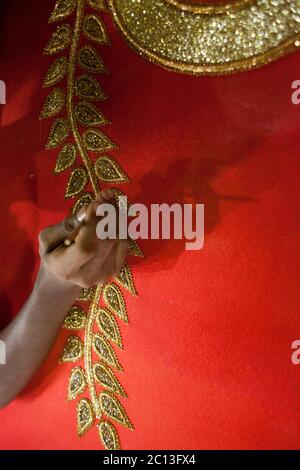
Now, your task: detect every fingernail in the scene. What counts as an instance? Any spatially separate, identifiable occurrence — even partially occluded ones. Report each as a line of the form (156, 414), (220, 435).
(76, 207), (87, 223)
(101, 189), (114, 201)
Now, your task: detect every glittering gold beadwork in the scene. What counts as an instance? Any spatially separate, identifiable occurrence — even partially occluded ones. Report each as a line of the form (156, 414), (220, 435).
(94, 362), (127, 397)
(49, 0), (77, 23)
(116, 262), (137, 296)
(108, 0), (300, 75)
(95, 156), (129, 183)
(83, 14), (110, 44)
(96, 307), (123, 349)
(77, 398), (95, 436)
(103, 283), (128, 323)
(128, 238), (144, 258)
(44, 24), (72, 55)
(40, 88), (65, 119)
(99, 390), (134, 429)
(87, 0), (108, 11)
(68, 366), (87, 400)
(98, 420), (120, 450)
(55, 143), (78, 173)
(46, 118), (70, 149)
(63, 306), (87, 330)
(60, 335), (84, 363)
(84, 129), (117, 151)
(75, 102), (109, 126)
(65, 167), (89, 198)
(76, 74), (107, 101)
(43, 57), (68, 87)
(73, 192), (95, 214)
(165, 0), (255, 15)
(93, 333), (123, 371)
(78, 285), (97, 301)
(78, 45), (107, 73)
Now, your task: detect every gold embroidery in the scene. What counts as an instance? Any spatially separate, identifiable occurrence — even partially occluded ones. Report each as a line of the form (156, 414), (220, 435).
(55, 143), (78, 173)
(96, 307), (123, 349)
(103, 283), (128, 323)
(116, 262), (137, 296)
(76, 74), (107, 100)
(43, 57), (68, 87)
(49, 0), (77, 23)
(99, 391), (134, 430)
(94, 362), (127, 397)
(60, 335), (84, 363)
(46, 118), (70, 149)
(78, 285), (97, 301)
(44, 24), (72, 55)
(68, 366), (87, 400)
(75, 102), (109, 127)
(128, 239), (144, 258)
(108, 0), (300, 75)
(40, 88), (65, 120)
(165, 0), (255, 15)
(77, 398), (95, 436)
(78, 45), (107, 73)
(98, 420), (120, 450)
(95, 156), (129, 183)
(87, 0), (108, 11)
(83, 14), (110, 44)
(65, 167), (89, 198)
(63, 306), (87, 330)
(83, 129), (117, 152)
(93, 333), (123, 371)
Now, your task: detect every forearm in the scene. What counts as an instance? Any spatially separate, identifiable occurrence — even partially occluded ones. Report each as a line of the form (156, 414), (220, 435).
(0, 266), (81, 408)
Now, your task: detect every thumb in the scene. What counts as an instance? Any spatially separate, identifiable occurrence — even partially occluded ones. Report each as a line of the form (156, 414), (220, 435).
(39, 207), (87, 256)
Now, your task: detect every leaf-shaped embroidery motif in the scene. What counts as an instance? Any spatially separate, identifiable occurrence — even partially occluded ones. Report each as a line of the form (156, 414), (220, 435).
(103, 283), (128, 323)
(72, 192), (95, 214)
(93, 333), (123, 371)
(84, 129), (117, 152)
(95, 156), (129, 183)
(46, 118), (70, 149)
(96, 307), (123, 349)
(40, 88), (65, 119)
(99, 391), (134, 430)
(43, 57), (68, 87)
(63, 306), (87, 330)
(75, 102), (108, 127)
(55, 143), (77, 173)
(60, 335), (84, 363)
(49, 0), (77, 23)
(98, 420), (120, 451)
(87, 0), (108, 11)
(76, 75), (107, 101)
(65, 167), (88, 198)
(83, 14), (109, 44)
(116, 262), (137, 296)
(68, 366), (87, 400)
(128, 239), (144, 258)
(44, 24), (72, 55)
(78, 45), (107, 74)
(94, 362), (127, 398)
(77, 398), (95, 437)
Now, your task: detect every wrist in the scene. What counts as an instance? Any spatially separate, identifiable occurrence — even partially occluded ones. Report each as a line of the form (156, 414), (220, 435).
(33, 264), (81, 303)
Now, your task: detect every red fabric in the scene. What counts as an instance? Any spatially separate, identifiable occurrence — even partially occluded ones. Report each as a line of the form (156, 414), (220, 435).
(1, 0), (300, 450)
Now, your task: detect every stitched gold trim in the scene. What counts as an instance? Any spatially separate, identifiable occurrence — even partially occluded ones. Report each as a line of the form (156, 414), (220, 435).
(164, 0), (256, 15)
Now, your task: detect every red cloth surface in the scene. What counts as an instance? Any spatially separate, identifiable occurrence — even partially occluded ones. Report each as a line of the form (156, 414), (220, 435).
(0, 0), (300, 450)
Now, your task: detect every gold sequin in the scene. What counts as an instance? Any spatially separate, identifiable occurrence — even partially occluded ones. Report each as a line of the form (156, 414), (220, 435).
(87, 0), (108, 11)
(99, 390), (134, 430)
(73, 192), (95, 214)
(95, 156), (129, 183)
(46, 118), (70, 149)
(94, 362), (127, 397)
(98, 420), (120, 450)
(76, 74), (107, 101)
(44, 24), (72, 55)
(78, 45), (107, 73)
(103, 283), (128, 323)
(63, 306), (87, 330)
(77, 398), (95, 437)
(43, 57), (68, 87)
(116, 262), (137, 296)
(128, 238), (144, 258)
(60, 335), (84, 363)
(49, 0), (77, 23)
(83, 14), (110, 44)
(96, 307), (123, 349)
(84, 129), (117, 152)
(78, 285), (97, 301)
(108, 0), (300, 75)
(40, 88), (65, 119)
(55, 143), (78, 173)
(68, 366), (87, 400)
(165, 0), (255, 15)
(65, 167), (89, 198)
(93, 333), (123, 371)
(75, 102), (109, 126)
